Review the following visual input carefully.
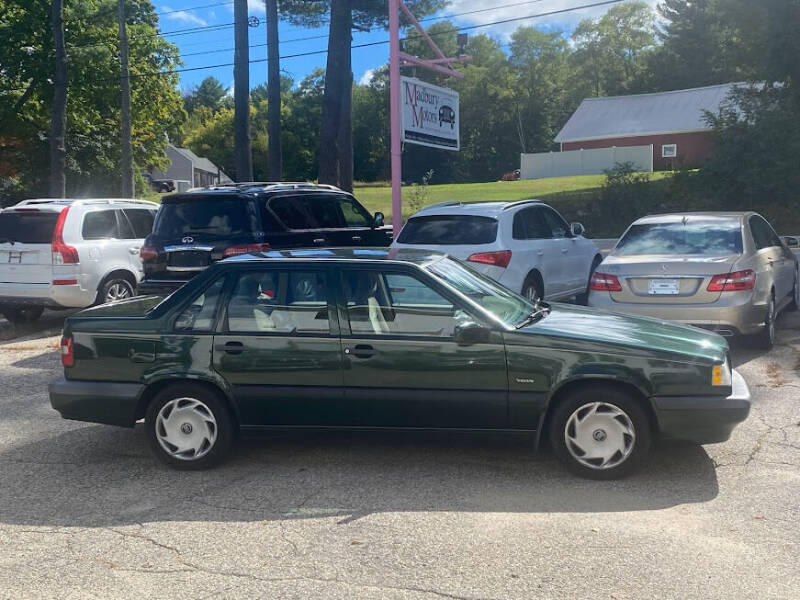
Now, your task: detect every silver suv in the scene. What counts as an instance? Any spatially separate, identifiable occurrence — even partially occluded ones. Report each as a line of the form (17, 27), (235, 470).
(0, 198), (158, 323)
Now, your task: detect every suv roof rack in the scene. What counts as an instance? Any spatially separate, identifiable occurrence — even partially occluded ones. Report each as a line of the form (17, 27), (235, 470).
(420, 201), (463, 211)
(13, 198), (158, 208)
(501, 199), (543, 210)
(185, 182), (343, 193)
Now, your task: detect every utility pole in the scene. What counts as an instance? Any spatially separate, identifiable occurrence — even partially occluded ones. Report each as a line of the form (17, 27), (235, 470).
(49, 0), (67, 198)
(338, 10), (353, 193)
(233, 0), (253, 182)
(117, 0), (134, 197)
(265, 0), (282, 182)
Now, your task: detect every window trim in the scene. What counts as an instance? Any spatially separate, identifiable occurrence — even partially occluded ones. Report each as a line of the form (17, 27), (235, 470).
(170, 273), (231, 334)
(337, 264), (487, 341)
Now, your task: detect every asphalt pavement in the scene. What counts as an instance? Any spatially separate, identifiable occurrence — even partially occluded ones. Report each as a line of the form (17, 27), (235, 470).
(0, 311), (798, 599)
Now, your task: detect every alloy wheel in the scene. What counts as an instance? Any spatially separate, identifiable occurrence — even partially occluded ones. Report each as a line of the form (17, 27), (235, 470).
(523, 283), (541, 305)
(564, 401), (636, 470)
(105, 280), (132, 302)
(155, 397), (218, 461)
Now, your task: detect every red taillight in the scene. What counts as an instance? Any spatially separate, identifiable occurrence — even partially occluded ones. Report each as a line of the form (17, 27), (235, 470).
(467, 250), (512, 268)
(707, 269), (756, 292)
(139, 245), (158, 262)
(51, 206), (79, 264)
(222, 243), (272, 258)
(60, 336), (74, 367)
(590, 272), (623, 292)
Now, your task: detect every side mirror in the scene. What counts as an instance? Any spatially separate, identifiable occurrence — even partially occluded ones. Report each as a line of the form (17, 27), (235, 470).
(373, 212), (385, 228)
(454, 322), (491, 346)
(570, 222), (585, 237)
(784, 236), (798, 248)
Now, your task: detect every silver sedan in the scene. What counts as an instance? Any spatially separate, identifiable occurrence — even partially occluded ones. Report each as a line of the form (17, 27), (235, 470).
(588, 212), (799, 348)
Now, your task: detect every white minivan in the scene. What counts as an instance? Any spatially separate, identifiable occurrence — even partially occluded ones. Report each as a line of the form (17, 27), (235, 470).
(391, 200), (602, 303)
(0, 198), (158, 323)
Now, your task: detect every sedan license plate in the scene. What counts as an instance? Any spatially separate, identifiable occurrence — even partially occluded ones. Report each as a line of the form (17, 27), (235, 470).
(648, 279), (680, 295)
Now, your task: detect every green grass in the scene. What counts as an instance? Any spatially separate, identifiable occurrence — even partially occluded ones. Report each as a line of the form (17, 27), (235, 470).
(353, 174), (671, 223)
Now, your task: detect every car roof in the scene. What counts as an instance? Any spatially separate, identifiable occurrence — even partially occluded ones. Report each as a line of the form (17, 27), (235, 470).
(221, 247), (446, 266)
(164, 187), (353, 203)
(411, 199), (544, 218)
(3, 198), (158, 212)
(632, 212), (754, 225)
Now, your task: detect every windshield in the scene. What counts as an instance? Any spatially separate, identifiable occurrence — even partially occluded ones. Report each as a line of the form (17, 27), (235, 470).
(615, 221), (743, 256)
(398, 215), (498, 245)
(427, 257), (535, 327)
(154, 198), (257, 239)
(0, 211), (59, 244)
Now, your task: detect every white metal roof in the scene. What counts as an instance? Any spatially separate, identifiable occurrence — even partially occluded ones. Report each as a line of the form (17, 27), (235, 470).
(554, 83), (742, 143)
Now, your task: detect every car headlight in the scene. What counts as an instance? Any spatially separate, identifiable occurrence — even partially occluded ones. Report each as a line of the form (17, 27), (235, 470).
(712, 356), (732, 386)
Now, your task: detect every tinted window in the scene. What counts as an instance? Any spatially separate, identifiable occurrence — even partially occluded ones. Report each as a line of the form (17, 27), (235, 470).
(541, 207), (568, 238)
(749, 216), (780, 250)
(226, 270), (329, 334)
(513, 207), (550, 240)
(270, 197), (312, 230)
(300, 196), (344, 229)
(174, 277), (225, 332)
(155, 198), (257, 239)
(0, 212), (59, 244)
(344, 270), (466, 337)
(123, 209), (155, 238)
(82, 210), (119, 240)
(615, 221), (743, 256)
(259, 203), (284, 232)
(339, 197), (372, 227)
(397, 215), (498, 245)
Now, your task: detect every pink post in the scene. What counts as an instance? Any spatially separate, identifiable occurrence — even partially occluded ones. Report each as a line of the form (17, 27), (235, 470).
(389, 0), (403, 238)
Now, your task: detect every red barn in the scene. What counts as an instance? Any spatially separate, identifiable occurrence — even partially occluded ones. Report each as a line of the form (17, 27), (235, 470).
(554, 83), (740, 170)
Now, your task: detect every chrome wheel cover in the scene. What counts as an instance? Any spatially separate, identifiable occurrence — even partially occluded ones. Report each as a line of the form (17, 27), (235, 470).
(106, 280), (132, 302)
(564, 402), (636, 470)
(155, 397), (218, 461)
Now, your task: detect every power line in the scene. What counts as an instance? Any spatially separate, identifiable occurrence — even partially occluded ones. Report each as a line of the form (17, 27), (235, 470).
(155, 1), (233, 16)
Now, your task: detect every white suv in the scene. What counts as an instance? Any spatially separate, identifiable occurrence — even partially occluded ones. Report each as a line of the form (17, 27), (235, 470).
(0, 198), (158, 323)
(391, 200), (602, 303)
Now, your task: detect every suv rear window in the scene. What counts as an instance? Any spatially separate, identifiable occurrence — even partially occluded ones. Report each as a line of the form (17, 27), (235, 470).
(397, 215), (498, 245)
(0, 211), (59, 244)
(154, 197), (258, 239)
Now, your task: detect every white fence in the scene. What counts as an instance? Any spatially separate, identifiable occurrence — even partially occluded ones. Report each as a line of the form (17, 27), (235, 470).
(520, 145), (654, 179)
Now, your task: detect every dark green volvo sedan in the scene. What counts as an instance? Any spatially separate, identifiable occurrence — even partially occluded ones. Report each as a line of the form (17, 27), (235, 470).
(49, 248), (751, 479)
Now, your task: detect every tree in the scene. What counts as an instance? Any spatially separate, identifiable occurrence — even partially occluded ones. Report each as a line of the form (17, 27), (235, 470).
(183, 77), (227, 113)
(50, 0), (67, 197)
(233, 0), (253, 182)
(266, 0), (282, 181)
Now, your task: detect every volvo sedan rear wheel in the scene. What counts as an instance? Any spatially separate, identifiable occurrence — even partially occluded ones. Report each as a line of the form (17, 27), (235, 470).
(146, 384), (234, 470)
(549, 387), (651, 479)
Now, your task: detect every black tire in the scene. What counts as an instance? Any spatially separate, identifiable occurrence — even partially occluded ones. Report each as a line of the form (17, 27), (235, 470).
(1, 305), (44, 324)
(576, 255), (603, 305)
(752, 292), (776, 350)
(549, 385), (651, 480)
(97, 276), (135, 305)
(789, 267), (799, 311)
(521, 273), (544, 305)
(145, 383), (235, 470)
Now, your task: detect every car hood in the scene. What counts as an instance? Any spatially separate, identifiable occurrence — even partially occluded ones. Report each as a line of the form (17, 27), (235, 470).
(507, 303), (727, 363)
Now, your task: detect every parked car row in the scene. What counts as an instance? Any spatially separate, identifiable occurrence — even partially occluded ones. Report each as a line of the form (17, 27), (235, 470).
(4, 184), (784, 478)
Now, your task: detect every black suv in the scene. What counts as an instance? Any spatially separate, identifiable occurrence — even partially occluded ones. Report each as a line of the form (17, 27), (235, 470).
(138, 184), (391, 295)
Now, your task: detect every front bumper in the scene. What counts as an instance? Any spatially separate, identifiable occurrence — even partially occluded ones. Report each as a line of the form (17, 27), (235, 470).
(588, 292), (766, 336)
(49, 377), (144, 428)
(651, 369), (751, 444)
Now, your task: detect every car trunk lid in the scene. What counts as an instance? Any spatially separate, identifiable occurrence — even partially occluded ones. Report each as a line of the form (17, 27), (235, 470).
(600, 254), (740, 304)
(0, 211), (60, 284)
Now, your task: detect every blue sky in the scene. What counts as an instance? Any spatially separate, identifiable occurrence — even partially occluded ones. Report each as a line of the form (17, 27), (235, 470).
(155, 0), (657, 93)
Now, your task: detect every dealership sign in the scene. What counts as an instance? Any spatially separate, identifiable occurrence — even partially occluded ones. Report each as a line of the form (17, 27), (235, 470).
(401, 76), (460, 151)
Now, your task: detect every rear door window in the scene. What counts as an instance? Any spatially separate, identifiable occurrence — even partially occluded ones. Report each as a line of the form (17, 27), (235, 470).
(749, 216), (780, 250)
(397, 215), (498, 245)
(513, 207), (550, 240)
(269, 197), (313, 230)
(82, 210), (120, 240)
(123, 209), (156, 239)
(0, 211), (59, 244)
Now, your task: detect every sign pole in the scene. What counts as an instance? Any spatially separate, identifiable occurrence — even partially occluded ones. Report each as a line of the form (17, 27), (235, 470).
(389, 0), (402, 238)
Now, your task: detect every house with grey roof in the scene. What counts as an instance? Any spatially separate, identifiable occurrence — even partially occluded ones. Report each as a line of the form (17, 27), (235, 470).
(555, 83), (741, 170)
(149, 145), (233, 189)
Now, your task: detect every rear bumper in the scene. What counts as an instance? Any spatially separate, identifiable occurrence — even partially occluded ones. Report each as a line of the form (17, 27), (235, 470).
(588, 292), (766, 335)
(49, 376), (144, 428)
(0, 282), (95, 309)
(137, 278), (187, 296)
(651, 369), (751, 444)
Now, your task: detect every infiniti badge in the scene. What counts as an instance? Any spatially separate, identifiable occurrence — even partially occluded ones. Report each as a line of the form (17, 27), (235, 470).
(182, 236), (194, 244)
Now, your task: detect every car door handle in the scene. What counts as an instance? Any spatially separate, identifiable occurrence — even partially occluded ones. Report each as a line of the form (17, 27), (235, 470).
(561, 248), (569, 254)
(129, 247), (140, 255)
(346, 344), (376, 359)
(313, 238), (326, 244)
(216, 341), (246, 354)
(351, 236), (362, 242)
(536, 251), (544, 257)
